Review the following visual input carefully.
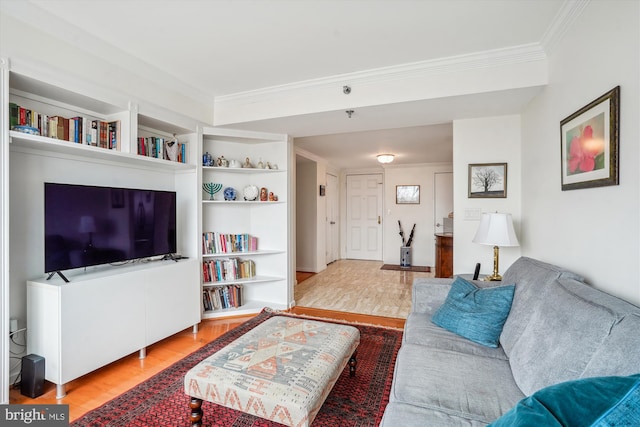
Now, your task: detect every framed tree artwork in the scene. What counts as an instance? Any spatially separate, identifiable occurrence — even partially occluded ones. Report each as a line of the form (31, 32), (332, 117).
(468, 163), (507, 198)
(396, 185), (420, 204)
(560, 86), (620, 191)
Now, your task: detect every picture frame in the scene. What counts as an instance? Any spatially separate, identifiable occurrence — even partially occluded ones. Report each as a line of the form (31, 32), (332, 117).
(111, 188), (124, 208)
(396, 185), (420, 204)
(560, 86), (620, 191)
(468, 163), (507, 198)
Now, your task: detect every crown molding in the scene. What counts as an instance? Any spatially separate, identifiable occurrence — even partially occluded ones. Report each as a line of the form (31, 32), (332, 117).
(215, 43), (547, 106)
(1, 1), (213, 107)
(540, 0), (591, 55)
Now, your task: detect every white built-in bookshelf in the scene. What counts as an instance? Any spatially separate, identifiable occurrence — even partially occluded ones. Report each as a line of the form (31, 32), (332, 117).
(2, 62), (292, 393)
(199, 127), (291, 318)
(4, 66), (203, 395)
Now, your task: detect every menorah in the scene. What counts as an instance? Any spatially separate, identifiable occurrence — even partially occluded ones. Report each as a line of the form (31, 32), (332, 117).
(203, 183), (223, 200)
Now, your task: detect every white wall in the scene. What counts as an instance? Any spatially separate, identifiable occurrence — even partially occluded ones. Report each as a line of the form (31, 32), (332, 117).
(521, 1), (640, 304)
(315, 161), (328, 270)
(295, 158), (317, 272)
(453, 115), (522, 277)
(383, 163), (453, 266)
(0, 11), (212, 126)
(294, 149), (329, 274)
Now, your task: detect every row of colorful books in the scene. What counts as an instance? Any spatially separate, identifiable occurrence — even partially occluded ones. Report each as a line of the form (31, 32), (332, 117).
(202, 232), (258, 255)
(137, 136), (188, 163)
(203, 284), (243, 311)
(9, 102), (120, 149)
(202, 258), (256, 283)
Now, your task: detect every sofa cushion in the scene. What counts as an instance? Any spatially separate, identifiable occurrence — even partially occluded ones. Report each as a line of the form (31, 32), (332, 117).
(411, 278), (455, 314)
(489, 374), (640, 427)
(381, 401), (489, 427)
(508, 279), (617, 396)
(389, 343), (524, 424)
(582, 313), (640, 379)
(554, 277), (640, 379)
(432, 277), (515, 348)
(499, 257), (584, 356)
(404, 312), (508, 360)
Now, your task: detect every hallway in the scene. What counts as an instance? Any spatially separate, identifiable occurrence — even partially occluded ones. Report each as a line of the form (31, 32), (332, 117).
(295, 259), (434, 319)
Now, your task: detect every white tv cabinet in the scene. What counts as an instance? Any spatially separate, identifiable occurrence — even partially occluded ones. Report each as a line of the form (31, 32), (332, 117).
(27, 259), (199, 398)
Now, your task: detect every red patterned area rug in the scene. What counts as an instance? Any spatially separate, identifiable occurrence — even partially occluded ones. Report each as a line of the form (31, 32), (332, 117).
(71, 309), (402, 427)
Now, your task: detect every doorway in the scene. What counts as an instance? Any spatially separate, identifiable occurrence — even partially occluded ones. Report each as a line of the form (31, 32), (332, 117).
(345, 174), (383, 260)
(434, 172), (454, 235)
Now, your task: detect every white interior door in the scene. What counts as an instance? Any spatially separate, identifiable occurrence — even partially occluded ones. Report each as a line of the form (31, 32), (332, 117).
(434, 172), (454, 235)
(346, 174), (383, 260)
(325, 173), (339, 264)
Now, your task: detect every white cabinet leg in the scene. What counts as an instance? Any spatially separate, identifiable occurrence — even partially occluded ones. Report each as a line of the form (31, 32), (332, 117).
(192, 324), (199, 334)
(139, 347), (146, 359)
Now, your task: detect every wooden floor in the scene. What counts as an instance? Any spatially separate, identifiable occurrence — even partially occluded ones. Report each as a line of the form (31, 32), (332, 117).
(10, 259), (427, 421)
(295, 259), (433, 318)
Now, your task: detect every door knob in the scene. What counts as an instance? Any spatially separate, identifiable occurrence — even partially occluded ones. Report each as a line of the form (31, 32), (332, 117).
(378, 216), (381, 224)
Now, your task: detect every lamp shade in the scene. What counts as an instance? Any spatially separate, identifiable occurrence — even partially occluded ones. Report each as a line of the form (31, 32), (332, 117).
(473, 212), (519, 247)
(79, 216), (96, 233)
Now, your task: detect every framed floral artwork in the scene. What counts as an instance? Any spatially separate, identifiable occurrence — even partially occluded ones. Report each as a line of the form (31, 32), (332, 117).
(468, 163), (507, 198)
(560, 86), (620, 191)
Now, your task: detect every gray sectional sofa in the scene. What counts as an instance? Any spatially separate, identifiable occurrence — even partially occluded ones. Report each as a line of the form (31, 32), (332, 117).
(380, 256), (640, 426)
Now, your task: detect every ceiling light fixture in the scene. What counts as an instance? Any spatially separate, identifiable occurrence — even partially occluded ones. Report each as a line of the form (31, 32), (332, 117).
(377, 154), (395, 164)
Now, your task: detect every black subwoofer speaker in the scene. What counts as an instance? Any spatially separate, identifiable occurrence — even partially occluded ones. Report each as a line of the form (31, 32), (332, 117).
(21, 354), (45, 398)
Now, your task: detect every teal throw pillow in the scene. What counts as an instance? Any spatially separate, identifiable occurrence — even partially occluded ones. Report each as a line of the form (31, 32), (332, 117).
(489, 374), (640, 427)
(431, 276), (515, 347)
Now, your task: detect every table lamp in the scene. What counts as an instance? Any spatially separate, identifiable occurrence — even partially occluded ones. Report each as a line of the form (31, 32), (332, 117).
(472, 212), (519, 281)
(79, 215), (96, 250)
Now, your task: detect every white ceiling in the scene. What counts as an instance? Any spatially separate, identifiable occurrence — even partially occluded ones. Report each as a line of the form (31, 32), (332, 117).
(8, 0), (566, 169)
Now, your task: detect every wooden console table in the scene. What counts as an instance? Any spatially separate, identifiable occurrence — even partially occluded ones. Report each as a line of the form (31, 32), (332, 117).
(435, 233), (453, 278)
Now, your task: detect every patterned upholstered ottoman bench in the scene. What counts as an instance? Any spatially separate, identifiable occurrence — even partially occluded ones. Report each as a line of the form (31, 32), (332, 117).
(184, 315), (360, 427)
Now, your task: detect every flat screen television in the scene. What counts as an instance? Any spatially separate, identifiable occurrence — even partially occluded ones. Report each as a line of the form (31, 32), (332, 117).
(45, 182), (177, 276)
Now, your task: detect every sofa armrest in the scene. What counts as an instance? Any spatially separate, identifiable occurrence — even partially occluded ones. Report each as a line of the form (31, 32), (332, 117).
(411, 278), (454, 314)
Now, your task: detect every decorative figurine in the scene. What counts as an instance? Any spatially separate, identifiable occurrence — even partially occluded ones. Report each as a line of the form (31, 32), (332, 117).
(266, 162), (272, 169)
(165, 135), (179, 162)
(268, 192), (275, 201)
(257, 158), (264, 169)
(260, 187), (268, 201)
(203, 151), (212, 166)
(243, 157), (253, 168)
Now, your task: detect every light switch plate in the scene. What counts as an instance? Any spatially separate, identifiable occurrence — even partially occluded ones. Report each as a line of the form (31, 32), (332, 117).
(464, 208), (482, 221)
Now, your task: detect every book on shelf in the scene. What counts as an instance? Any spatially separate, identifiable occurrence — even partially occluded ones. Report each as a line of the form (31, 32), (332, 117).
(202, 284), (243, 311)
(108, 120), (120, 150)
(9, 101), (120, 150)
(202, 258), (256, 283)
(89, 120), (99, 146)
(202, 232), (258, 255)
(137, 136), (188, 163)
